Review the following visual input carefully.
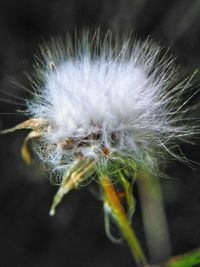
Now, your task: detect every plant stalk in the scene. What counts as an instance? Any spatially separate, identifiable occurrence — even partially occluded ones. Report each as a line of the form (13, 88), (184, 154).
(100, 175), (148, 267)
(137, 171), (171, 263)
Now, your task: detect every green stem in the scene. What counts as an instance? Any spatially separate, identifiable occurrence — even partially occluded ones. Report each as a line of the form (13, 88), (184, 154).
(99, 175), (148, 267)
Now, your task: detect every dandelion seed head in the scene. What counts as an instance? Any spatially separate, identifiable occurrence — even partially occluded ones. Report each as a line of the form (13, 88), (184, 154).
(23, 31), (198, 173)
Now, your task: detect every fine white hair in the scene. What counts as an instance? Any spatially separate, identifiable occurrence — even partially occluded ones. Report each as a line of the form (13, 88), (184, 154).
(26, 30), (198, 175)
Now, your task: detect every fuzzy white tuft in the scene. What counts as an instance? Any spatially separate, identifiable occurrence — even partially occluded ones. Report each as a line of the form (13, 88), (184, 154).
(26, 31), (198, 174)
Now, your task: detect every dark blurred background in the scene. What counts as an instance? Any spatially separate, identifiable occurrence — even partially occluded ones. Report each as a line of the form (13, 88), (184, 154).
(0, 0), (200, 266)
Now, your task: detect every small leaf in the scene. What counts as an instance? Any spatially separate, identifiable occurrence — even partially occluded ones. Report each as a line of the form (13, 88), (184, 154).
(165, 247), (200, 267)
(50, 158), (95, 215)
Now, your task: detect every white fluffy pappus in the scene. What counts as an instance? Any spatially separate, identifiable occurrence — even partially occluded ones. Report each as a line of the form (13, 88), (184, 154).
(23, 30), (198, 176)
